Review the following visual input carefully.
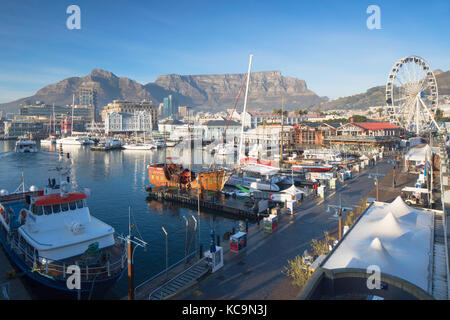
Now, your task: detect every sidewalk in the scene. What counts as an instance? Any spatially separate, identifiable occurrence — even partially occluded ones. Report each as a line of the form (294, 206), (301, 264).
(0, 247), (31, 300)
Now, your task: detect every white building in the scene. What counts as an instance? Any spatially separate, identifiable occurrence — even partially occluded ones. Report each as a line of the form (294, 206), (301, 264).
(104, 111), (156, 134)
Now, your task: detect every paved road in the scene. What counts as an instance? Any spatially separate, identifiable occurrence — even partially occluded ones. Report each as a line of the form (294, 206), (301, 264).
(178, 159), (394, 300)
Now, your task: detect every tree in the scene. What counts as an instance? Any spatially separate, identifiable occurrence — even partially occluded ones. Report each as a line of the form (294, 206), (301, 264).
(310, 231), (336, 257)
(349, 115), (367, 122)
(282, 255), (310, 288)
(376, 107), (384, 118)
(367, 110), (374, 118)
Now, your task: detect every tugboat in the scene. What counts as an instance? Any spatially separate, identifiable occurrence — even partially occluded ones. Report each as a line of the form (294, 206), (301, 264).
(0, 168), (127, 298)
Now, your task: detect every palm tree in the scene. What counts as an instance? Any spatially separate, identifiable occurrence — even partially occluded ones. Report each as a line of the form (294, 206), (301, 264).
(376, 107), (384, 118)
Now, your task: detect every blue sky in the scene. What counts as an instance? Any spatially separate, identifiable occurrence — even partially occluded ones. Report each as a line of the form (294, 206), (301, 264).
(0, 0), (448, 103)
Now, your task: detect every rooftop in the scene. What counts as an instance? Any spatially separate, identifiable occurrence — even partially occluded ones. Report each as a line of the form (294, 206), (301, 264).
(322, 196), (434, 292)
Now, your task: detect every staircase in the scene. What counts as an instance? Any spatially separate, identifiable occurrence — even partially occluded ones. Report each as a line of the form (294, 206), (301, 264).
(148, 260), (210, 300)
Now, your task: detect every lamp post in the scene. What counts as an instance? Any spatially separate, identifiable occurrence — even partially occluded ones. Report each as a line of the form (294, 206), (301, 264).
(368, 167), (385, 201)
(162, 226), (168, 280)
(182, 216), (188, 263)
(191, 215), (198, 258)
(118, 207), (148, 300)
(326, 194), (353, 240)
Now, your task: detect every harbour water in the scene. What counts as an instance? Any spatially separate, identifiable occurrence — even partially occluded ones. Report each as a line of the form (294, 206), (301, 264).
(0, 141), (245, 299)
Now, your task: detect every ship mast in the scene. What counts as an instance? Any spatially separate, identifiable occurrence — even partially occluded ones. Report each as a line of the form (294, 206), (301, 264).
(280, 95), (284, 166)
(238, 54), (253, 165)
(71, 94), (75, 135)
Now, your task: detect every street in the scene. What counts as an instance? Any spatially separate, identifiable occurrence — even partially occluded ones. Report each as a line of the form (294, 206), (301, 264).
(178, 158), (395, 300)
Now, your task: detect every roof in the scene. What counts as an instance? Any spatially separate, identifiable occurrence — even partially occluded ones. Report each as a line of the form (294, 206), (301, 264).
(322, 196), (433, 292)
(159, 119), (183, 125)
(352, 122), (401, 131)
(34, 192), (87, 206)
(405, 145), (432, 162)
(203, 119), (241, 127)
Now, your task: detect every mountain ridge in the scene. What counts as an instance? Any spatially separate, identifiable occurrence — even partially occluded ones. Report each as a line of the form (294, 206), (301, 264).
(0, 69), (327, 114)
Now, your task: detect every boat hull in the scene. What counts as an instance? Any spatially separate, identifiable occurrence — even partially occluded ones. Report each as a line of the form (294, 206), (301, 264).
(0, 226), (125, 298)
(148, 164), (231, 192)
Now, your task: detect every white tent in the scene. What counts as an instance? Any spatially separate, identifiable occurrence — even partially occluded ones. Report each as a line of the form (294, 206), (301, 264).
(323, 196), (433, 291)
(282, 184), (306, 199)
(405, 145), (432, 163)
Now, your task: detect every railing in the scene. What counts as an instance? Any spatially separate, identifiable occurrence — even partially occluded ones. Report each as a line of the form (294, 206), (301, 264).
(134, 250), (198, 295)
(9, 236), (127, 282)
(148, 256), (208, 300)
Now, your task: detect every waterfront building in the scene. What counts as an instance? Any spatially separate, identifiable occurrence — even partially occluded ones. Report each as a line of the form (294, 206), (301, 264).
(4, 119), (44, 137)
(101, 100), (157, 125)
(178, 106), (189, 118)
(104, 110), (156, 134)
(161, 95), (178, 119)
(299, 197), (442, 300)
(19, 101), (93, 123)
(325, 121), (405, 153)
(158, 118), (184, 136)
(294, 122), (340, 147)
(78, 87), (98, 122)
(241, 124), (294, 152)
(228, 110), (305, 129)
(203, 119), (241, 142)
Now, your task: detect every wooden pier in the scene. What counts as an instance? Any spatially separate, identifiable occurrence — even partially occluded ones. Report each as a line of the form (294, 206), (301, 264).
(146, 188), (260, 221)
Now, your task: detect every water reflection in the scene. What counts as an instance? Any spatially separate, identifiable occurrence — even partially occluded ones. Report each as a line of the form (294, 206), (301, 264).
(0, 141), (244, 299)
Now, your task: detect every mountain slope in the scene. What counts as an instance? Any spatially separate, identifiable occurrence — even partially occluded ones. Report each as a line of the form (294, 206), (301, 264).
(0, 69), (327, 114)
(323, 70), (450, 111)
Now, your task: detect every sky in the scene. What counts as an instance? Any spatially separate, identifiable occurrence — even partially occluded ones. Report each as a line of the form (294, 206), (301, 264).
(0, 0), (448, 103)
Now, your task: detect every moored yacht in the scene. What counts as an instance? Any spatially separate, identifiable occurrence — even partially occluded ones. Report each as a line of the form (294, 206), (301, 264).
(226, 163), (284, 191)
(56, 136), (94, 145)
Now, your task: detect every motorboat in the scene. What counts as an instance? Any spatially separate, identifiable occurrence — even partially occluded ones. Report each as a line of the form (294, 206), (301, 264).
(15, 135), (37, 153)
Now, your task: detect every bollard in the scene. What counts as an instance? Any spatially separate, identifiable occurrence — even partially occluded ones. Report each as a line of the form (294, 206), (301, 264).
(199, 244), (203, 259)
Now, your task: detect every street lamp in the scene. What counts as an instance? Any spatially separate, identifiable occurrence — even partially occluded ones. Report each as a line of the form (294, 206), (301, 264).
(182, 216), (188, 263)
(162, 226), (168, 280)
(191, 214), (198, 257)
(368, 167), (385, 201)
(326, 194), (353, 240)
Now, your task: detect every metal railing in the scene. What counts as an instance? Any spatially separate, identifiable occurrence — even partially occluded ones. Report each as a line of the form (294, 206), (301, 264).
(134, 250), (198, 295)
(9, 236), (127, 281)
(148, 256), (208, 300)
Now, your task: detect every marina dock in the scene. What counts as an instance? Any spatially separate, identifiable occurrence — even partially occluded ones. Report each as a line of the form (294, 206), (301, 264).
(0, 247), (30, 300)
(146, 187), (263, 221)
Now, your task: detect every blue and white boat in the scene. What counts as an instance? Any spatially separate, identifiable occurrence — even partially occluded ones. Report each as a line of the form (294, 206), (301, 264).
(0, 170), (127, 298)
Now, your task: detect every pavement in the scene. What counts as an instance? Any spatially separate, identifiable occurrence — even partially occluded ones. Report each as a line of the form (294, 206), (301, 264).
(0, 246), (31, 300)
(176, 157), (400, 300)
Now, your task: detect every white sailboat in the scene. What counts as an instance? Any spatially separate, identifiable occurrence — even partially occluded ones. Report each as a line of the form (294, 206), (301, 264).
(123, 116), (156, 150)
(56, 95), (95, 146)
(41, 103), (57, 145)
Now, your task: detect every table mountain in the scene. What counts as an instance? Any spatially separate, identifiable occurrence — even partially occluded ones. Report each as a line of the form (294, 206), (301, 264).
(0, 69), (327, 114)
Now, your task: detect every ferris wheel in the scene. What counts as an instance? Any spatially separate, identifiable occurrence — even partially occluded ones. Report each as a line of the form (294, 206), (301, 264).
(385, 55), (440, 135)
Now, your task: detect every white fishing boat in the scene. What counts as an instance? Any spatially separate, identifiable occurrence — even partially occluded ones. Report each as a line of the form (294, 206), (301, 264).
(0, 168), (127, 296)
